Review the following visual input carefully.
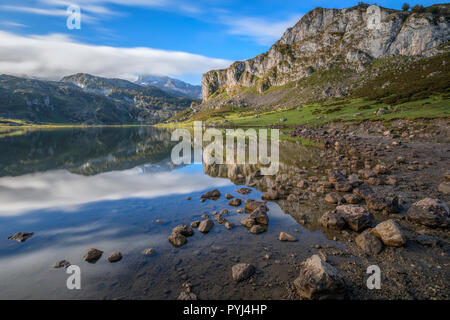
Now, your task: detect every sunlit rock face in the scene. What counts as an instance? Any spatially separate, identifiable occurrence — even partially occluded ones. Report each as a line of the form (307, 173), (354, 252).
(202, 4), (449, 100)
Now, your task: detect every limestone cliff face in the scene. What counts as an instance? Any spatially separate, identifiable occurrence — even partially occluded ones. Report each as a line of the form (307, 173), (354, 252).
(202, 4), (449, 101)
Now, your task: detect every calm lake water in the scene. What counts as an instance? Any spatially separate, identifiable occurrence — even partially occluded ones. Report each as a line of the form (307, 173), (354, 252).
(0, 127), (338, 299)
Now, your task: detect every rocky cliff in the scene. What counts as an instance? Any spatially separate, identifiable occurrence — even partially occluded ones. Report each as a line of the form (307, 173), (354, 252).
(202, 3), (449, 104)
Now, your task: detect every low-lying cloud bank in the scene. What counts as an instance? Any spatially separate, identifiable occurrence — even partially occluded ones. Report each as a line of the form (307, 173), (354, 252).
(0, 30), (231, 81)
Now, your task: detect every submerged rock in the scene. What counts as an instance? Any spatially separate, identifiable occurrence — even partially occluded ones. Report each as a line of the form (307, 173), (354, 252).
(198, 219), (214, 233)
(142, 248), (155, 255)
(406, 198), (449, 228)
(249, 225), (265, 234)
(355, 229), (383, 255)
(236, 188), (252, 195)
(169, 232), (187, 247)
(372, 220), (405, 247)
(7, 232), (34, 243)
(244, 199), (268, 213)
(279, 232), (297, 242)
(293, 255), (346, 300)
(108, 251), (123, 263)
(83, 248), (103, 263)
(232, 263), (255, 282)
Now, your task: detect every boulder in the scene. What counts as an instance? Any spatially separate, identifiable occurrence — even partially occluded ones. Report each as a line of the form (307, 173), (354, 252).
(372, 220), (405, 247)
(241, 217), (256, 228)
(172, 225), (194, 237)
(198, 219), (214, 233)
(249, 207), (269, 225)
(293, 255), (346, 300)
(336, 205), (373, 232)
(366, 194), (399, 214)
(406, 198), (449, 228)
(279, 232), (297, 242)
(83, 248), (103, 263)
(244, 199), (268, 213)
(355, 229), (383, 255)
(320, 210), (345, 230)
(232, 263), (255, 282)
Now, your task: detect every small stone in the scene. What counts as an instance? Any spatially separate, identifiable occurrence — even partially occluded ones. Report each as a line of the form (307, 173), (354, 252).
(172, 225), (194, 237)
(178, 291), (197, 300)
(261, 189), (280, 201)
(241, 217), (256, 228)
(198, 219), (214, 233)
(372, 220), (405, 247)
(142, 248), (155, 255)
(229, 198), (242, 206)
(187, 197), (192, 200)
(343, 194), (360, 204)
(225, 193), (234, 199)
(232, 263), (255, 282)
(201, 189), (221, 199)
(320, 210), (345, 230)
(325, 192), (343, 204)
(156, 219), (164, 224)
(108, 251), (123, 263)
(225, 222), (235, 230)
(244, 199), (268, 213)
(53, 260), (71, 269)
(416, 235), (439, 247)
(191, 221), (200, 228)
(366, 194), (399, 214)
(7, 232), (34, 243)
(236, 188), (252, 195)
(438, 182), (450, 195)
(237, 209), (243, 214)
(249, 225), (265, 234)
(279, 232), (297, 242)
(169, 232), (187, 247)
(83, 248), (103, 263)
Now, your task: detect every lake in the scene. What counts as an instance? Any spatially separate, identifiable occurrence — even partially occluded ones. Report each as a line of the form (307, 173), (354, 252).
(0, 126), (338, 299)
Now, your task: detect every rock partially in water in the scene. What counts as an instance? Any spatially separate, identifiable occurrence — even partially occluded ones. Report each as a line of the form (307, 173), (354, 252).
(244, 199), (268, 213)
(325, 192), (343, 204)
(225, 221), (235, 230)
(83, 248), (103, 263)
(355, 229), (383, 255)
(236, 188), (252, 195)
(225, 193), (234, 199)
(108, 251), (123, 263)
(336, 205), (373, 232)
(249, 207), (269, 225)
(53, 260), (71, 269)
(201, 189), (221, 199)
(372, 220), (406, 247)
(366, 194), (399, 214)
(169, 232), (187, 247)
(293, 254), (346, 300)
(7, 232), (34, 243)
(241, 217), (256, 228)
(232, 263), (255, 282)
(191, 221), (200, 228)
(229, 198), (242, 206)
(249, 225), (265, 234)
(279, 232), (297, 242)
(406, 198), (449, 228)
(320, 210), (345, 230)
(172, 225), (195, 237)
(198, 219), (214, 233)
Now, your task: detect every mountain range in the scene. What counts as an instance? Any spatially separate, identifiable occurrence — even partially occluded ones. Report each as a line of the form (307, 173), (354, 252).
(0, 73), (199, 125)
(136, 75), (202, 99)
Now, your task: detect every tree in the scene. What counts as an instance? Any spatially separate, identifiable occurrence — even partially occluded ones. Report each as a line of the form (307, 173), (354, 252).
(402, 3), (410, 11)
(411, 5), (425, 13)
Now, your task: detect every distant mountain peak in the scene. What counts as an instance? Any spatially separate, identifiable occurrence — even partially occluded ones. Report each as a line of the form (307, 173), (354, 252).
(136, 74), (202, 99)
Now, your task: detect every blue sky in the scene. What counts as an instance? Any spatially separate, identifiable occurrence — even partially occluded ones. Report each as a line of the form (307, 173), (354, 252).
(0, 0), (447, 84)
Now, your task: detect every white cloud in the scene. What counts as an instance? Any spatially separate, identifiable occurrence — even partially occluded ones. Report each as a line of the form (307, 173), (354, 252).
(222, 15), (303, 45)
(0, 165), (232, 216)
(0, 30), (231, 81)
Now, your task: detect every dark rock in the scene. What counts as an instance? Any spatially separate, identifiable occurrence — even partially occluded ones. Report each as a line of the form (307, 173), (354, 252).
(172, 225), (194, 237)
(198, 219), (214, 233)
(352, 184), (374, 199)
(229, 198), (242, 206)
(355, 229), (383, 255)
(108, 251), (123, 263)
(83, 248), (103, 263)
(325, 192), (343, 204)
(7, 232), (34, 243)
(53, 260), (71, 269)
(320, 210), (346, 230)
(191, 221), (200, 228)
(249, 225), (265, 234)
(366, 194), (399, 214)
(244, 199), (268, 213)
(336, 205), (373, 232)
(201, 189), (221, 199)
(406, 198), (449, 228)
(328, 171), (346, 183)
(232, 263), (255, 282)
(236, 188), (252, 195)
(416, 235), (439, 247)
(261, 189), (280, 201)
(343, 194), (360, 204)
(225, 193), (234, 199)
